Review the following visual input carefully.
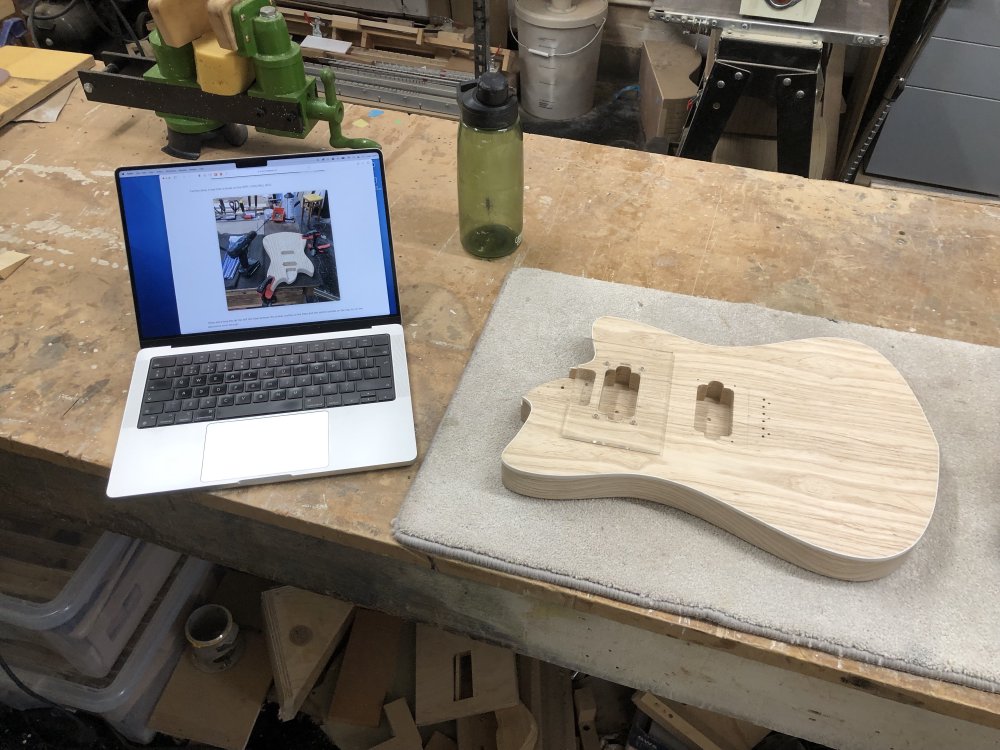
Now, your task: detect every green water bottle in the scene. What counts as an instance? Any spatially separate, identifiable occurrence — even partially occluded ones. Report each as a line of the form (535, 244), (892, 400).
(457, 72), (524, 258)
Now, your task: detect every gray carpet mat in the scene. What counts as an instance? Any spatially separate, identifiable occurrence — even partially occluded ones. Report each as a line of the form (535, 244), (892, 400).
(393, 268), (1000, 693)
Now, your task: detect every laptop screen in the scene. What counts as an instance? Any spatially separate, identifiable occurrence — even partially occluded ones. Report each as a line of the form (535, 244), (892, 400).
(116, 150), (399, 344)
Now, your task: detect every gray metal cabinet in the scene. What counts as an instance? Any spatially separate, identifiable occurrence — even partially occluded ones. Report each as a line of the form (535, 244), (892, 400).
(867, 0), (1000, 195)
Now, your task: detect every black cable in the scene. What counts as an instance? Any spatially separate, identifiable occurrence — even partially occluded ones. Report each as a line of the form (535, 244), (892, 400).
(106, 0), (140, 45)
(27, 0), (43, 46)
(0, 645), (65, 712)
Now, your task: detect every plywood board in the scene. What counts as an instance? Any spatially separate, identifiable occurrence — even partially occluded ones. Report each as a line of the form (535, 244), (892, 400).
(516, 655), (575, 750)
(149, 631), (273, 750)
(328, 608), (404, 727)
(496, 703), (537, 750)
(370, 698), (422, 750)
(415, 624), (519, 726)
(573, 688), (600, 750)
(0, 48), (93, 128)
(261, 585), (354, 721)
(633, 692), (770, 750)
(457, 713), (498, 750)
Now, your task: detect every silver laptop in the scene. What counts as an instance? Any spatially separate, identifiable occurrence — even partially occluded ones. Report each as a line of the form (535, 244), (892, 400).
(107, 149), (416, 498)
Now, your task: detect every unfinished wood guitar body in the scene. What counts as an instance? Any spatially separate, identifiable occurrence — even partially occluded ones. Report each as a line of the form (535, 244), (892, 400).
(501, 317), (939, 581)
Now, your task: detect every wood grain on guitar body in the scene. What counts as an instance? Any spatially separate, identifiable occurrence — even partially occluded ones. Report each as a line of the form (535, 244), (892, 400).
(263, 232), (314, 289)
(501, 317), (940, 581)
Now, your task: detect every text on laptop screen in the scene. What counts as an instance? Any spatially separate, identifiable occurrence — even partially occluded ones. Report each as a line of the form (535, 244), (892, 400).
(116, 151), (398, 341)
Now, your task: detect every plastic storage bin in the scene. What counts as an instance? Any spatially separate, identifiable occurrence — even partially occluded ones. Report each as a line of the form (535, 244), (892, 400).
(0, 517), (181, 677)
(0, 556), (217, 743)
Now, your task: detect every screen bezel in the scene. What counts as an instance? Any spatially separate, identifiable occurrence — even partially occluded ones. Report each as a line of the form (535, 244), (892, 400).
(115, 149), (402, 349)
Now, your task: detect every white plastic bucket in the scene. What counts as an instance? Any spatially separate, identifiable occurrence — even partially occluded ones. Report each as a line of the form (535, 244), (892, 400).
(514, 0), (608, 120)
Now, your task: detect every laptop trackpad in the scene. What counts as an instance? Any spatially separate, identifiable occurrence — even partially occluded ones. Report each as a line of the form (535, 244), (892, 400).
(201, 412), (329, 483)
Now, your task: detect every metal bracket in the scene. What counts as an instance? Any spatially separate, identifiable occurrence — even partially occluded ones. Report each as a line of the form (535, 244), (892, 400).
(676, 62), (751, 162)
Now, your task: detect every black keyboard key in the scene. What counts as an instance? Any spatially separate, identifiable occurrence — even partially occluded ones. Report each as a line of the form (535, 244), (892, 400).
(177, 354), (194, 366)
(164, 400), (182, 413)
(308, 342), (324, 352)
(373, 334), (389, 345)
(193, 409), (215, 422)
(304, 385), (321, 398)
(342, 392), (361, 405)
(351, 348), (365, 358)
(326, 340), (341, 350)
(357, 390), (378, 401)
(193, 353), (210, 364)
(322, 383), (338, 395)
(192, 375), (207, 386)
(225, 372), (241, 383)
(278, 377), (294, 388)
(367, 345), (390, 357)
(343, 360), (358, 371)
(226, 350), (242, 361)
(175, 411), (194, 424)
(236, 393), (252, 405)
(243, 347), (259, 358)
(227, 383), (244, 394)
(211, 385), (226, 396)
(144, 390), (174, 404)
(292, 364), (308, 376)
(151, 356), (176, 368)
(261, 347), (276, 357)
(218, 361), (234, 372)
(304, 396), (325, 409)
(199, 396), (217, 409)
(276, 345), (292, 356)
(288, 387), (304, 399)
(347, 371), (362, 382)
(342, 338), (356, 349)
(313, 373), (329, 385)
(242, 370), (258, 380)
(219, 395), (235, 406)
(325, 394), (342, 407)
(360, 395), (377, 404)
(157, 413), (176, 426)
(175, 388), (193, 400)
(253, 391), (270, 403)
(141, 403), (164, 415)
(292, 343), (308, 354)
(271, 390), (287, 400)
(149, 368), (165, 380)
(262, 379), (278, 390)
(309, 363), (325, 375)
(245, 382), (261, 392)
(181, 398), (199, 411)
(194, 386), (210, 398)
(147, 379), (173, 391)
(359, 336), (372, 348)
(301, 353), (316, 364)
(182, 365), (199, 376)
(138, 415), (158, 428)
(210, 351), (227, 362)
(340, 382), (355, 393)
(294, 375), (311, 388)
(377, 389), (395, 402)
(175, 376), (190, 388)
(216, 398), (302, 420)
(363, 368), (380, 380)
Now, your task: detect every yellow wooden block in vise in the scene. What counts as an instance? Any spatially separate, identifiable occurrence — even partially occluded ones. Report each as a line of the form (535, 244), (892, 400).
(193, 32), (255, 95)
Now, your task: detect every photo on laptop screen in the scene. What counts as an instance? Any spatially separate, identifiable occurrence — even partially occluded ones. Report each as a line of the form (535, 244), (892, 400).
(214, 189), (341, 311)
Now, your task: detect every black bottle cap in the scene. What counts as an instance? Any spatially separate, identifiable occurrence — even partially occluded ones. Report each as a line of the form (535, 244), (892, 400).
(458, 72), (518, 129)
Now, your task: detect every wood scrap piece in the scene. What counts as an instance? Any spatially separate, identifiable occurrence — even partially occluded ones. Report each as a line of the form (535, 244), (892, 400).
(328, 608), (404, 727)
(632, 692), (770, 750)
(149, 572), (273, 750)
(426, 732), (458, 750)
(415, 624), (519, 726)
(457, 713), (498, 750)
(206, 0), (240, 50)
(573, 688), (600, 750)
(516, 655), (575, 750)
(0, 48), (93, 128)
(0, 251), (30, 280)
(495, 703), (537, 750)
(370, 698), (422, 750)
(149, 0), (210, 47)
(261, 585), (354, 721)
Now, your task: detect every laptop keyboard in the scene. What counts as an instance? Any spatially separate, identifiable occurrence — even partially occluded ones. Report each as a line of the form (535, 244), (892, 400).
(138, 335), (395, 429)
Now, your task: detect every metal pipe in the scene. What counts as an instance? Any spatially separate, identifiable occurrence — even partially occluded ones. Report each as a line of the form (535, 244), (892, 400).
(609, 0), (653, 8)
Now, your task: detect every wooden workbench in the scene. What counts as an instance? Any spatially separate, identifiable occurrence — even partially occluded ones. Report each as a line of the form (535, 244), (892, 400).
(1, 87), (998, 750)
